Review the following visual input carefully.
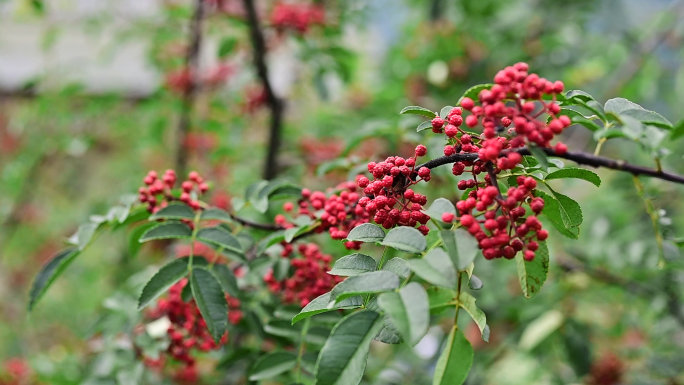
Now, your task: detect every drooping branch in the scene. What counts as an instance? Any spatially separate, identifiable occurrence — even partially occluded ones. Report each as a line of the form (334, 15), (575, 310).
(242, 0), (285, 180)
(176, 0), (206, 178)
(416, 147), (684, 185)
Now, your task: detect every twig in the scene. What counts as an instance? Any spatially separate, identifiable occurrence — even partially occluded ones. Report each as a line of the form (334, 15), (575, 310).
(242, 0), (285, 180)
(417, 147), (684, 185)
(175, 0), (206, 178)
(485, 162), (503, 199)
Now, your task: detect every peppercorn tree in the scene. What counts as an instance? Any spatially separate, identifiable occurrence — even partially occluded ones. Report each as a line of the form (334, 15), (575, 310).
(27, 64), (684, 384)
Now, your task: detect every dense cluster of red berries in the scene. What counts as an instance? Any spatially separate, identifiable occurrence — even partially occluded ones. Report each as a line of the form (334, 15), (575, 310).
(276, 181), (369, 250)
(270, 2), (325, 33)
(356, 146), (432, 235)
(264, 243), (342, 307)
(138, 170), (208, 213)
(446, 176), (548, 261)
(146, 278), (242, 382)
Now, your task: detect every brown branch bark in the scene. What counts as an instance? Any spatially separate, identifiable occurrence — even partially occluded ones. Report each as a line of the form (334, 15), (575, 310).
(176, 0), (206, 178)
(417, 147), (684, 185)
(242, 0), (285, 180)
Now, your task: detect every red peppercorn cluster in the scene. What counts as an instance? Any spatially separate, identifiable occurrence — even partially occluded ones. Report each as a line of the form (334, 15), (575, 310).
(588, 352), (624, 385)
(263, 243), (342, 307)
(460, 62), (569, 164)
(276, 181), (369, 250)
(138, 170), (208, 213)
(451, 175), (548, 261)
(270, 2), (325, 33)
(356, 146), (432, 235)
(0, 358), (33, 385)
(146, 277), (242, 379)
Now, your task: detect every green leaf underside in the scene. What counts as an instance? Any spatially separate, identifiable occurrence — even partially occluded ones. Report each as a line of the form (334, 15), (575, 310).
(440, 229), (479, 271)
(196, 227), (243, 253)
(139, 222), (192, 242)
(149, 203), (195, 220)
(191, 267), (228, 343)
(292, 292), (363, 325)
(138, 258), (192, 309)
(380, 226), (427, 253)
(515, 241), (550, 299)
(423, 198), (456, 221)
(400, 106), (437, 118)
(468, 274), (484, 290)
(458, 292), (489, 342)
(545, 168), (601, 187)
(440, 106), (454, 119)
(382, 257), (410, 279)
(346, 223), (385, 243)
(314, 310), (384, 385)
(416, 120), (433, 132)
(200, 207), (232, 222)
(248, 352), (297, 381)
(28, 248), (80, 311)
(433, 327), (473, 385)
(406, 248), (456, 288)
(378, 283), (429, 345)
(329, 271), (400, 303)
(328, 253), (377, 276)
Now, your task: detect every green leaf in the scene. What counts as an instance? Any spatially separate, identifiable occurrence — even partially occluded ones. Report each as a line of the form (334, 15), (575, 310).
(129, 222), (155, 258)
(515, 241), (550, 299)
(550, 189), (583, 227)
(457, 83), (493, 105)
(374, 318), (403, 344)
(191, 267), (228, 343)
(556, 108), (602, 132)
(458, 292), (489, 342)
(416, 120), (433, 132)
(382, 257), (410, 279)
(346, 223), (385, 243)
(273, 257), (290, 281)
(519, 310), (564, 351)
(257, 230), (286, 255)
(564, 90), (595, 103)
(405, 248), (456, 288)
(670, 119), (684, 141)
(621, 109), (672, 129)
(196, 226), (243, 254)
(139, 222), (192, 242)
(427, 287), (456, 314)
(291, 292), (363, 325)
(314, 310), (384, 385)
(440, 229), (478, 271)
(468, 274), (483, 290)
(28, 248), (80, 311)
(138, 258), (191, 309)
(212, 264), (239, 297)
(422, 198), (456, 222)
(262, 180), (303, 202)
(246, 180), (270, 213)
(399, 106), (436, 118)
(218, 36), (237, 58)
(328, 253), (377, 276)
(433, 327), (473, 385)
(534, 190), (575, 237)
(264, 320), (302, 339)
(149, 203), (195, 221)
(528, 146), (549, 172)
(378, 283), (429, 345)
(439, 106), (454, 119)
(563, 320), (593, 376)
(545, 168), (601, 187)
(200, 208), (232, 222)
(604, 97), (646, 114)
(380, 226), (426, 254)
(67, 223), (98, 251)
(329, 271), (400, 303)
(248, 352), (297, 381)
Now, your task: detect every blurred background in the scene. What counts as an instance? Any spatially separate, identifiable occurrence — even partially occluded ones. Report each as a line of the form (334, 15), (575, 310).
(1, 0), (684, 384)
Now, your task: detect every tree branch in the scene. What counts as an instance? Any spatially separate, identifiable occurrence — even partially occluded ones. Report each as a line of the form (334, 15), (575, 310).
(417, 147), (684, 185)
(176, 0), (206, 178)
(229, 213), (282, 231)
(242, 0), (285, 180)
